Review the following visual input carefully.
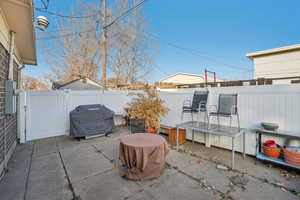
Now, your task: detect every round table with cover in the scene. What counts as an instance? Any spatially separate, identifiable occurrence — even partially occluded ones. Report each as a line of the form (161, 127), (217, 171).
(119, 133), (169, 180)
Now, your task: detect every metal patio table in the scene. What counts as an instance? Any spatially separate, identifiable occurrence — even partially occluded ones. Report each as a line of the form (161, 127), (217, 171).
(176, 121), (246, 169)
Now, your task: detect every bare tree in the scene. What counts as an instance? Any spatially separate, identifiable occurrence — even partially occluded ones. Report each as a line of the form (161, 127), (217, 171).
(22, 75), (49, 90)
(42, 1), (102, 84)
(40, 0), (156, 85)
(108, 0), (157, 85)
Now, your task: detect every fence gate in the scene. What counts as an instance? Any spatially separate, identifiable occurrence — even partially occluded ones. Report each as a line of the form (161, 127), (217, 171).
(19, 90), (131, 142)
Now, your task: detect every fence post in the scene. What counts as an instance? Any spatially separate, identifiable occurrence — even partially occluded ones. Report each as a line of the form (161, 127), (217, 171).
(205, 87), (211, 147)
(64, 90), (71, 135)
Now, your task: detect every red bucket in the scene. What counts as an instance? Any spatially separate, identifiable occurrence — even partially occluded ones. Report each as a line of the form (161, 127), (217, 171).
(263, 140), (276, 148)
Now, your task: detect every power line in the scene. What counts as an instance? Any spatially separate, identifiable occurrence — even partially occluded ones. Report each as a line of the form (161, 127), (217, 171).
(36, 0), (149, 40)
(143, 32), (252, 72)
(36, 27), (100, 40)
(104, 0), (149, 29)
(35, 7), (101, 19)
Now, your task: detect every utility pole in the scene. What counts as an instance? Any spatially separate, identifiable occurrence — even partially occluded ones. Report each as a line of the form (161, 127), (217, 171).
(101, 0), (107, 88)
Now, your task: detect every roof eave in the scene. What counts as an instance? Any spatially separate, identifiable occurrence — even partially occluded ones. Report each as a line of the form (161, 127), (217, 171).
(1, 0), (37, 65)
(246, 44), (300, 60)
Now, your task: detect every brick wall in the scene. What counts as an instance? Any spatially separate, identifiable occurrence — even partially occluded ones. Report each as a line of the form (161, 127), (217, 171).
(0, 42), (18, 171)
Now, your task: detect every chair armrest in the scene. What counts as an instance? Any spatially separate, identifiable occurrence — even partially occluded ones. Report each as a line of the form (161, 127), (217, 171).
(231, 105), (238, 114)
(207, 105), (218, 113)
(182, 99), (192, 107)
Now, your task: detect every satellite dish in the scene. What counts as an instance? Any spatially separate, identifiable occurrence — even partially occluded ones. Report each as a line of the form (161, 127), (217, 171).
(36, 16), (49, 31)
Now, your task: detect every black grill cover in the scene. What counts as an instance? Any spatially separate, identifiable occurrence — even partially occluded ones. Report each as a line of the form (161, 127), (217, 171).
(70, 104), (115, 137)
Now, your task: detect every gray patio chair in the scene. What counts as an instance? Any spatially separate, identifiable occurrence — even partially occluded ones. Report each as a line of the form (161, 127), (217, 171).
(181, 91), (209, 122)
(208, 94), (240, 130)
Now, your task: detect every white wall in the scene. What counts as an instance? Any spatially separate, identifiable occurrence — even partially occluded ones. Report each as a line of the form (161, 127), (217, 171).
(19, 85), (300, 155)
(253, 50), (300, 80)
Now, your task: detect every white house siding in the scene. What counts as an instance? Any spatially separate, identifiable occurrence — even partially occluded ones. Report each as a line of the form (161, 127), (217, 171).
(0, 9), (9, 49)
(252, 49), (300, 81)
(161, 74), (204, 84)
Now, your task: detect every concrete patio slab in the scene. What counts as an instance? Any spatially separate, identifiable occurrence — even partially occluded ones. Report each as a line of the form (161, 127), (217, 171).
(165, 150), (199, 169)
(25, 152), (70, 200)
(73, 168), (141, 200)
(135, 168), (177, 188)
(127, 190), (156, 200)
(0, 143), (33, 200)
(230, 176), (298, 200)
(178, 156), (237, 192)
(0, 126), (299, 200)
(143, 171), (217, 200)
(61, 145), (114, 182)
(180, 141), (300, 192)
(33, 137), (58, 157)
(91, 137), (121, 162)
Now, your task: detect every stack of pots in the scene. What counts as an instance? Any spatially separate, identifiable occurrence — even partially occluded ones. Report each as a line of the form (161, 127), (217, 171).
(283, 147), (300, 167)
(262, 140), (300, 167)
(262, 140), (281, 159)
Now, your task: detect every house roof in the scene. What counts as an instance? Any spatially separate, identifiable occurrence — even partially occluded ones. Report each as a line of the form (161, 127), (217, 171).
(52, 78), (103, 90)
(159, 73), (205, 82)
(0, 0), (36, 65)
(246, 43), (300, 59)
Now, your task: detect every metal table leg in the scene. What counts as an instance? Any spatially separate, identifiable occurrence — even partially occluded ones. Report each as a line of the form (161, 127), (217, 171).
(258, 133), (262, 153)
(232, 137), (235, 169)
(192, 129), (194, 144)
(176, 126), (179, 151)
(243, 131), (246, 159)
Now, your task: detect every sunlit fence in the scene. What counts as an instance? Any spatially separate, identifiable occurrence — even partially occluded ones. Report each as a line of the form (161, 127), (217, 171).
(18, 84), (300, 155)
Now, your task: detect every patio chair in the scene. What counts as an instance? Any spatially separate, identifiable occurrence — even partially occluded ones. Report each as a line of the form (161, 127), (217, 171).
(129, 118), (145, 134)
(181, 91), (209, 122)
(208, 94), (240, 130)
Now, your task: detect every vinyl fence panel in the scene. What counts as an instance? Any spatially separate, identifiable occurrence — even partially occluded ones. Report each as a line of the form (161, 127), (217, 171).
(20, 85), (300, 155)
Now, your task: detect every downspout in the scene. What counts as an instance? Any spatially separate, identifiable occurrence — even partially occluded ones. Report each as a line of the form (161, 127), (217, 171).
(8, 31), (15, 80)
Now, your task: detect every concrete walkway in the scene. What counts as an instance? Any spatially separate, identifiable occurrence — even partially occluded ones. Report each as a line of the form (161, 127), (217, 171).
(0, 127), (299, 200)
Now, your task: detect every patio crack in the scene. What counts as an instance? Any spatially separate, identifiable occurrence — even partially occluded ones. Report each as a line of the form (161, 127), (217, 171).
(23, 143), (34, 200)
(174, 147), (300, 198)
(165, 162), (232, 200)
(91, 144), (115, 163)
(57, 142), (80, 200)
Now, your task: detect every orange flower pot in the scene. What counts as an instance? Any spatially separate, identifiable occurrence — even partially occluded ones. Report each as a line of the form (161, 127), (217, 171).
(262, 145), (281, 159)
(148, 128), (157, 134)
(283, 148), (300, 167)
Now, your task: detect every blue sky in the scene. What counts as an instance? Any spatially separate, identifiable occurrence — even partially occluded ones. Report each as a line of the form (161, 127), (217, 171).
(24, 0), (300, 82)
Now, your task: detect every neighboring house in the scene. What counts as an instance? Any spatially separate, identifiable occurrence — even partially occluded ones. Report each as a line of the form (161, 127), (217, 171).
(247, 44), (300, 84)
(0, 0), (36, 178)
(52, 77), (103, 90)
(159, 72), (216, 85)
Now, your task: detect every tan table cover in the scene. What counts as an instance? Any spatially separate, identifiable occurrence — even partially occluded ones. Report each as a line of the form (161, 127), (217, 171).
(119, 133), (169, 180)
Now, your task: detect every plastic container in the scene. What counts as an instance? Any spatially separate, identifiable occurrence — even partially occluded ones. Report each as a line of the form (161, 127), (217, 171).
(262, 144), (281, 159)
(263, 140), (276, 147)
(283, 146), (300, 167)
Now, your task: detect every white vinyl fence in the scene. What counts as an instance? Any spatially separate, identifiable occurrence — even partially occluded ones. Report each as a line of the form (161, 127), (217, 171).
(19, 90), (134, 142)
(18, 84), (300, 155)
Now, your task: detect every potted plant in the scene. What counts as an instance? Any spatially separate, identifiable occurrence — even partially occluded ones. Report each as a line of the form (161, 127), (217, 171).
(127, 85), (169, 134)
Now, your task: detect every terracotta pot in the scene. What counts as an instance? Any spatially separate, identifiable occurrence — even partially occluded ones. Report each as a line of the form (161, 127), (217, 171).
(148, 128), (157, 134)
(283, 148), (300, 167)
(262, 145), (281, 159)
